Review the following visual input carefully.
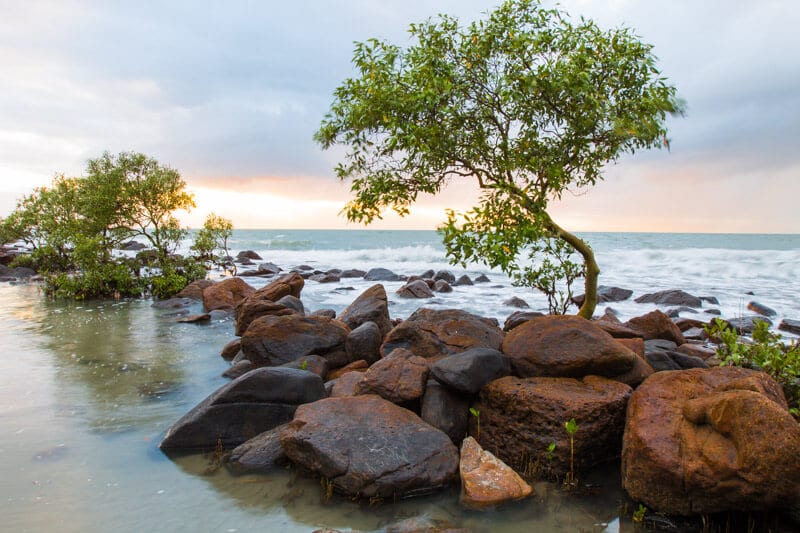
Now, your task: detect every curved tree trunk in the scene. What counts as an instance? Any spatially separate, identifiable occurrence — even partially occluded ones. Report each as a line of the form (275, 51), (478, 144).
(545, 216), (600, 320)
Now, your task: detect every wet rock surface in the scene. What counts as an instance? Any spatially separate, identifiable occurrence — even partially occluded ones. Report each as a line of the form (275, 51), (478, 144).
(459, 436), (533, 510)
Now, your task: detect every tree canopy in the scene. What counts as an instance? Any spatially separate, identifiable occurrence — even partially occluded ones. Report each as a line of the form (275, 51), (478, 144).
(315, 0), (682, 317)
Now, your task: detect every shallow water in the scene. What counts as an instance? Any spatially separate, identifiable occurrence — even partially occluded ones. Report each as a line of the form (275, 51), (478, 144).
(0, 283), (635, 533)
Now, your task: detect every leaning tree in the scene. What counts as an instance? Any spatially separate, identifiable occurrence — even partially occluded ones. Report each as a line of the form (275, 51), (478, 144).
(315, 0), (682, 318)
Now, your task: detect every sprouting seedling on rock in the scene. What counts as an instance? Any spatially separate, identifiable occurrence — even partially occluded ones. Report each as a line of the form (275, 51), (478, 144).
(299, 360), (308, 371)
(469, 407), (481, 440)
(565, 418), (578, 487)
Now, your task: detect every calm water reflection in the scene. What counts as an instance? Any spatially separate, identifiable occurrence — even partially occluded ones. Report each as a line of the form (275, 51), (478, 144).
(1, 283), (632, 532)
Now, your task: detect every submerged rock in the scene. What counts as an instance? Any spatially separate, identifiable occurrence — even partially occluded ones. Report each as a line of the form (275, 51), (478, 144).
(634, 289), (702, 308)
(280, 395), (459, 498)
(364, 267), (403, 282)
(227, 424), (288, 473)
(397, 280), (434, 299)
(459, 436), (533, 510)
(622, 367), (800, 515)
(572, 285), (634, 306)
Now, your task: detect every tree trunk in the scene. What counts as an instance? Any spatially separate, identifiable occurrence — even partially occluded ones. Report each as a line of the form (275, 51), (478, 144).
(546, 216), (600, 320)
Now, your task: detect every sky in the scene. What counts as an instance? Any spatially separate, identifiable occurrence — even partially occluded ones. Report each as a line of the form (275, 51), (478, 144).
(1, 0), (798, 233)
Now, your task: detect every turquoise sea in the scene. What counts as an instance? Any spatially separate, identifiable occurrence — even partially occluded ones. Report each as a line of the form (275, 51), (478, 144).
(1, 231), (798, 532)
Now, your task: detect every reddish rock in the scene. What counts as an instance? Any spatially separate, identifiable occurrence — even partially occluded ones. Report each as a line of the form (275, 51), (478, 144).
(502, 315), (638, 379)
(594, 319), (642, 339)
(381, 308), (504, 359)
(328, 371), (366, 397)
(622, 367), (800, 515)
(338, 284), (393, 337)
(459, 436), (533, 510)
(202, 277), (255, 312)
(357, 349), (429, 403)
(235, 298), (301, 336)
(397, 279), (434, 299)
(326, 359), (368, 381)
(280, 395), (459, 498)
(625, 310), (686, 345)
(176, 313), (210, 323)
(474, 375), (632, 476)
(220, 338), (241, 361)
(251, 272), (304, 302)
(241, 314), (350, 366)
(677, 343), (717, 360)
(176, 279), (215, 300)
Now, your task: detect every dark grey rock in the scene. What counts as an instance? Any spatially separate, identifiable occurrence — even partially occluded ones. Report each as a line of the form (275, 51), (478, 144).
(635, 289), (702, 308)
(433, 280), (453, 293)
(275, 295), (305, 315)
(340, 269), (366, 278)
(419, 269), (435, 279)
(222, 360), (255, 379)
(700, 296), (720, 305)
(152, 297), (198, 309)
(433, 270), (456, 284)
(454, 275), (473, 286)
(503, 311), (545, 331)
(503, 296), (529, 308)
(644, 350), (682, 372)
(280, 354), (329, 379)
(430, 348), (511, 395)
(474, 274), (491, 283)
(573, 286), (634, 306)
(666, 306), (699, 318)
(309, 309), (337, 319)
(309, 273), (340, 283)
(397, 280), (434, 299)
(257, 262), (281, 275)
(725, 316), (773, 334)
(237, 250), (263, 261)
(345, 321), (382, 365)
(421, 379), (469, 444)
(778, 319), (800, 336)
(227, 424), (288, 472)
(364, 267), (403, 282)
(705, 309), (722, 316)
(338, 284), (392, 336)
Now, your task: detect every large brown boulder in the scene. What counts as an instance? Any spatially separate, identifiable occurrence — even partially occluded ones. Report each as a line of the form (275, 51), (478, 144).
(202, 277), (255, 311)
(235, 298), (301, 336)
(357, 348), (429, 404)
(251, 272), (304, 302)
(501, 315), (639, 380)
(625, 309), (686, 345)
(241, 314), (350, 366)
(381, 308), (504, 359)
(622, 367), (800, 515)
(338, 284), (393, 337)
(459, 436), (533, 510)
(396, 279), (434, 299)
(280, 395), (459, 498)
(474, 375), (632, 475)
(176, 279), (215, 300)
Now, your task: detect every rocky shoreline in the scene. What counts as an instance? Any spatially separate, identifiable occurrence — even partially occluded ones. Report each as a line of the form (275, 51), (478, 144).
(156, 257), (800, 528)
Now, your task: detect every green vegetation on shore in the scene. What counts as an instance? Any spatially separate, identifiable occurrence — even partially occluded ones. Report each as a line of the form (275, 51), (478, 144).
(0, 151), (230, 299)
(315, 0), (683, 317)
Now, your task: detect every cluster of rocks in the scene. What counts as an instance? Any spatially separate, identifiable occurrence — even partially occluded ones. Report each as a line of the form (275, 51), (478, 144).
(158, 272), (800, 518)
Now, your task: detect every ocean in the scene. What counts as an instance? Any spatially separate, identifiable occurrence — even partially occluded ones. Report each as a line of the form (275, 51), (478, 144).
(1, 230), (798, 532)
(213, 230), (800, 329)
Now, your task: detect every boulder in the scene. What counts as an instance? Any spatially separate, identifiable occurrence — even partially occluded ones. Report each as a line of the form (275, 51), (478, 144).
(280, 354), (329, 379)
(345, 321), (383, 365)
(176, 313), (210, 323)
(397, 280), (434, 298)
(779, 319), (800, 335)
(430, 348), (511, 395)
(634, 289), (702, 308)
(326, 360), (368, 381)
(241, 314), (350, 366)
(459, 436), (533, 510)
(309, 273), (340, 283)
(475, 375), (632, 475)
(474, 274), (491, 283)
(222, 360), (255, 379)
(203, 277), (255, 312)
(431, 270), (455, 283)
(625, 309), (686, 345)
(454, 275), (473, 286)
(256, 261), (281, 275)
(309, 308), (336, 319)
(251, 272), (305, 302)
(364, 268), (403, 282)
(357, 349), (429, 404)
(381, 308), (504, 359)
(220, 338), (241, 361)
(622, 367), (800, 515)
(503, 311), (545, 332)
(327, 371), (366, 398)
(502, 315), (638, 380)
(338, 284), (393, 337)
(747, 301), (777, 317)
(420, 379), (470, 444)
(235, 298), (301, 336)
(725, 315), (773, 334)
(152, 297), (197, 309)
(176, 279), (215, 300)
(572, 286), (634, 306)
(594, 319), (643, 339)
(433, 280), (453, 293)
(503, 296), (529, 309)
(227, 424), (288, 473)
(676, 343), (717, 360)
(673, 317), (707, 331)
(237, 250), (263, 261)
(160, 367), (325, 449)
(280, 395), (459, 498)
(340, 268), (367, 278)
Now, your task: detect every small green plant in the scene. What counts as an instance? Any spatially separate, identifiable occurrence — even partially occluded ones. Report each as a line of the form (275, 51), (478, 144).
(706, 318), (800, 418)
(564, 418), (578, 487)
(469, 407), (481, 440)
(299, 360), (308, 371)
(545, 442), (556, 462)
(633, 503), (647, 523)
